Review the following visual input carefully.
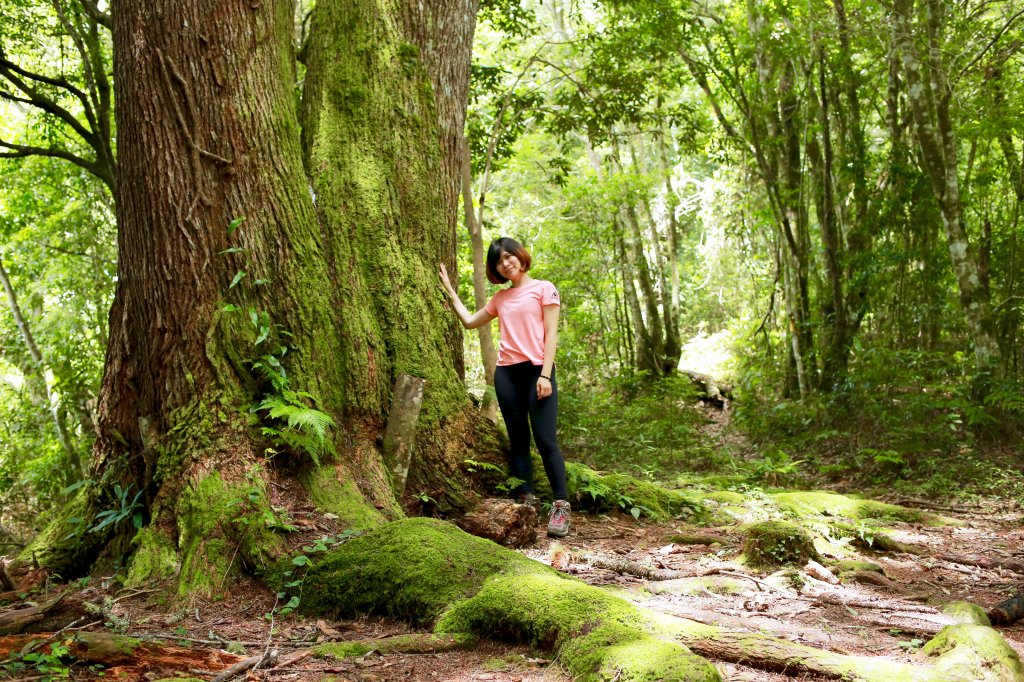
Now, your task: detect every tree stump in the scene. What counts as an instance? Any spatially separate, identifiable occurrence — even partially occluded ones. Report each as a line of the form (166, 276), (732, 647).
(743, 520), (819, 569)
(382, 374), (426, 496)
(456, 499), (538, 548)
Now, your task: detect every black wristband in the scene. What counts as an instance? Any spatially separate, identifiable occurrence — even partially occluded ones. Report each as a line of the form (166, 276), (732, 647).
(539, 374), (551, 380)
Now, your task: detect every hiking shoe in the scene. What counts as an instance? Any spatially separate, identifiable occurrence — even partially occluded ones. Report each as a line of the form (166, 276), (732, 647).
(547, 500), (571, 537)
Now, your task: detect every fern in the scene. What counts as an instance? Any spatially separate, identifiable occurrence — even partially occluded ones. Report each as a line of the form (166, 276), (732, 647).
(257, 391), (336, 464)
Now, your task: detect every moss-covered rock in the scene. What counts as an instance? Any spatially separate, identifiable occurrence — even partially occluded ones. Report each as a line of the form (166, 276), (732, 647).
(555, 463), (706, 522)
(743, 520), (819, 569)
(941, 601), (991, 627)
(923, 624), (1024, 681)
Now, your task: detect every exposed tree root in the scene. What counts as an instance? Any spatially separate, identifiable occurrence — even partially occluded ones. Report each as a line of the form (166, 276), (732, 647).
(298, 518), (1024, 682)
(568, 549), (685, 581)
(314, 633), (468, 658)
(935, 553), (1024, 574)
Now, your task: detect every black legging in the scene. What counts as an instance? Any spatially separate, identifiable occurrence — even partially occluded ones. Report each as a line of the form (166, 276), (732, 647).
(493, 361), (567, 500)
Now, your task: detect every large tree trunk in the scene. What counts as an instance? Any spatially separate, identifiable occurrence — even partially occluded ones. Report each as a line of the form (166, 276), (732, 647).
(23, 0), (485, 592)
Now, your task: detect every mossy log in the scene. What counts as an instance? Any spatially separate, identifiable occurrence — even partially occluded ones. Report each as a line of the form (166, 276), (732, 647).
(297, 518), (1023, 682)
(674, 620), (1023, 681)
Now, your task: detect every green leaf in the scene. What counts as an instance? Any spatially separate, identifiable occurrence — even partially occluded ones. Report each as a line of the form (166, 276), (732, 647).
(292, 555), (311, 566)
(222, 303), (239, 312)
(630, 506), (641, 519)
(249, 308), (259, 327)
(256, 326), (270, 345)
(228, 217), (245, 235)
(230, 271), (247, 289)
(218, 246), (246, 255)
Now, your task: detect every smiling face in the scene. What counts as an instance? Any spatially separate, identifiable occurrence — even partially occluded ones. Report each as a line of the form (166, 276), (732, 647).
(486, 237), (532, 284)
(497, 250), (524, 283)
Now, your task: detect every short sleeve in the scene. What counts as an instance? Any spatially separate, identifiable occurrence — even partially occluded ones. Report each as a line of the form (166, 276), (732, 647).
(484, 291), (500, 316)
(541, 281), (560, 307)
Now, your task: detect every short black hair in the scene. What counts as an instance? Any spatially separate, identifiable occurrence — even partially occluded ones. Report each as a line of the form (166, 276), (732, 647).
(485, 237), (532, 284)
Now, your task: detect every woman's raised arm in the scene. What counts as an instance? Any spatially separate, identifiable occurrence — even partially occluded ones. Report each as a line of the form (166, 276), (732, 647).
(439, 263), (496, 330)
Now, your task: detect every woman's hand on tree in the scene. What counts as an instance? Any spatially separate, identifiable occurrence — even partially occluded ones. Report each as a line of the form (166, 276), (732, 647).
(438, 262), (456, 298)
(536, 376), (552, 399)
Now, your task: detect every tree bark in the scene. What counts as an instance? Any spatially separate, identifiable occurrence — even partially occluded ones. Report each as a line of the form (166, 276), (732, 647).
(24, 0), (485, 590)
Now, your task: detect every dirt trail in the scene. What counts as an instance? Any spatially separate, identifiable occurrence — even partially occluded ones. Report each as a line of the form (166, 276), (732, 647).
(3, 495), (1022, 681)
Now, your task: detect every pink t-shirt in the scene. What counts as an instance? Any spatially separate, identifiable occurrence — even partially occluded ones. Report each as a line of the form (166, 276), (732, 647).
(484, 279), (560, 366)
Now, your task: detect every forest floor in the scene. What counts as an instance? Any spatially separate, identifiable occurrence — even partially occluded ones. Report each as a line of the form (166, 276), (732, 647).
(3, 494), (1024, 680)
(4, 410), (1024, 680)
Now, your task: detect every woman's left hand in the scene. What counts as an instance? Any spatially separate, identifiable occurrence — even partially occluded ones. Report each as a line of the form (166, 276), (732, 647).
(536, 376), (552, 400)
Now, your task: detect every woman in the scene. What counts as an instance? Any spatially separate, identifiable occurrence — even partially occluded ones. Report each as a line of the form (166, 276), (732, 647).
(439, 237), (570, 537)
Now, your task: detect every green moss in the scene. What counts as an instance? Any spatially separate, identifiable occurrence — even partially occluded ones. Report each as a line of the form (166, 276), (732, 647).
(924, 624), (1024, 681)
(314, 642), (374, 659)
(827, 522), (920, 554)
(175, 471), (285, 597)
(742, 520), (819, 568)
(299, 464), (388, 528)
(772, 491), (944, 525)
(314, 634), (465, 659)
(941, 601), (991, 626)
(560, 463), (707, 522)
(300, 517), (547, 623)
(111, 636), (142, 654)
(300, 517), (719, 680)
(125, 526), (179, 587)
(705, 491), (745, 505)
(19, 486), (103, 577)
(437, 573), (719, 681)
(647, 576), (749, 596)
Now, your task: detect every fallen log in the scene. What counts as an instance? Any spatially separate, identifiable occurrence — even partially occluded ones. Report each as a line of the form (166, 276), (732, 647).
(680, 369), (733, 407)
(0, 630), (245, 671)
(0, 592), (66, 635)
(989, 593), (1024, 626)
(568, 550), (684, 581)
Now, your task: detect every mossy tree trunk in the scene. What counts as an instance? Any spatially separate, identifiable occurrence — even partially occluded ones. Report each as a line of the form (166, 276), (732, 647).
(25, 0), (484, 593)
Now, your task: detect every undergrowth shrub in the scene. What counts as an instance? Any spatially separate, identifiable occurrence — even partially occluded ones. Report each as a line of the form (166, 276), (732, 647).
(733, 346), (1024, 498)
(559, 372), (713, 478)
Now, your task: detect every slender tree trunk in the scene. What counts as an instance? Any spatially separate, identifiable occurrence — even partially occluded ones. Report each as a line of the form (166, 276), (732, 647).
(893, 0), (1001, 375)
(460, 136), (498, 422)
(0, 258), (80, 479)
